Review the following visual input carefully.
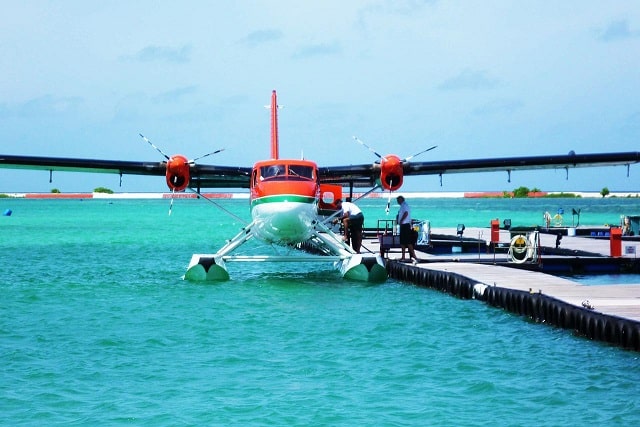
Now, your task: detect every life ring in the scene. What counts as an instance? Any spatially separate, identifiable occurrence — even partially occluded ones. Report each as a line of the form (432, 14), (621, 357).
(508, 234), (533, 263)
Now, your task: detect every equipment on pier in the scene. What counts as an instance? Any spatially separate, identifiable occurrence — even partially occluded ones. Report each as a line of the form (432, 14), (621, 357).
(508, 231), (539, 264)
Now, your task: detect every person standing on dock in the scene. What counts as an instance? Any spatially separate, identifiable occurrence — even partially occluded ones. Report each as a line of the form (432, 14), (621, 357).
(335, 198), (364, 253)
(396, 195), (418, 263)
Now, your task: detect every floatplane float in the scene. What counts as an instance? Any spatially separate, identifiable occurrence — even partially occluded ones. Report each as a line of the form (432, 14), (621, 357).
(1, 91), (639, 282)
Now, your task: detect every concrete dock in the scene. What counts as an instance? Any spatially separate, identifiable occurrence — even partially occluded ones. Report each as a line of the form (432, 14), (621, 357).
(360, 227), (640, 351)
(410, 262), (640, 321)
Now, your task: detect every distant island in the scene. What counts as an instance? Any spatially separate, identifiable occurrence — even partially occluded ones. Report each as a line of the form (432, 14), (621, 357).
(2, 189), (639, 200)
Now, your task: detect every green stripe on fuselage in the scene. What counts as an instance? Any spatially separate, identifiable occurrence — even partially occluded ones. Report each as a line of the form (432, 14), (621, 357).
(250, 194), (316, 208)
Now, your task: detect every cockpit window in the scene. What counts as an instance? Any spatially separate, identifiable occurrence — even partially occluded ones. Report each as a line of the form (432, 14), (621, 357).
(259, 164), (315, 181)
(288, 165), (314, 179)
(261, 165), (285, 179)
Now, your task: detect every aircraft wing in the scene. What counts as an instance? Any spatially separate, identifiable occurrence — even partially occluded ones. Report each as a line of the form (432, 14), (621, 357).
(318, 151), (640, 187)
(0, 155), (252, 189)
(190, 164), (252, 188)
(2, 151), (638, 190)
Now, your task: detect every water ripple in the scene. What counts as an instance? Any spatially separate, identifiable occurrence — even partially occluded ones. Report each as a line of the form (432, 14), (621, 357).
(2, 199), (640, 425)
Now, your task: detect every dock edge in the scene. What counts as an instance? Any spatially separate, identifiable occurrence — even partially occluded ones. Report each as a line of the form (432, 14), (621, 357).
(386, 261), (640, 352)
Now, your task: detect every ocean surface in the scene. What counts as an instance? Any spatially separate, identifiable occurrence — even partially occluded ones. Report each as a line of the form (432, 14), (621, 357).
(2, 197), (640, 426)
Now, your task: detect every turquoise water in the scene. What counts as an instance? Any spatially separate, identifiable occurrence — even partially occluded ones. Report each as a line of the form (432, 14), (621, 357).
(2, 198), (640, 425)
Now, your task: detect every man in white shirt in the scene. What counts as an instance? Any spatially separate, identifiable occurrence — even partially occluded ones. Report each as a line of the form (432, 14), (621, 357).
(335, 198), (364, 253)
(396, 195), (418, 263)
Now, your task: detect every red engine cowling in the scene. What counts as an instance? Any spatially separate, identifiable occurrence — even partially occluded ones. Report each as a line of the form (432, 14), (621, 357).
(379, 154), (404, 191)
(165, 155), (190, 192)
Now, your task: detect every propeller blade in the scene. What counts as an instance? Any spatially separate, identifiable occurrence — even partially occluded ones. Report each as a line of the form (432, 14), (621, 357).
(191, 148), (225, 163)
(353, 136), (384, 160)
(385, 180), (394, 215)
(139, 133), (170, 160)
(168, 188), (175, 216)
(403, 145), (437, 162)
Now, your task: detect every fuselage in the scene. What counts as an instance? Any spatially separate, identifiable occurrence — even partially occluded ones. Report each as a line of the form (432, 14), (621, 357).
(250, 159), (320, 244)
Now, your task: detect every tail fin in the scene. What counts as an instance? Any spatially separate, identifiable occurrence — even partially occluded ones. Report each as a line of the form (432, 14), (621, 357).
(270, 90), (279, 159)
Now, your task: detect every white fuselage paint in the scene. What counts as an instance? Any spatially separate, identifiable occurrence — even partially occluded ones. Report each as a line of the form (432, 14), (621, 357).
(251, 201), (318, 244)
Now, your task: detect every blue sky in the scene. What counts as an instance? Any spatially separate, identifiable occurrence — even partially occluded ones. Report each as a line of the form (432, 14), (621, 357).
(1, 1), (639, 193)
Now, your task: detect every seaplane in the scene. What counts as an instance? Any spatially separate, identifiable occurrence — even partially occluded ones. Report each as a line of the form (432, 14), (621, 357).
(1, 90), (639, 282)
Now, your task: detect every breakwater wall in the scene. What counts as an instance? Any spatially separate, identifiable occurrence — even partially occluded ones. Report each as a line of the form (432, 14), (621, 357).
(386, 261), (640, 352)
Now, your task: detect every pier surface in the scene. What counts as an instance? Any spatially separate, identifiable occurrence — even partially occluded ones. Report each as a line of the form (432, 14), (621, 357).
(361, 226), (640, 321)
(413, 262), (640, 322)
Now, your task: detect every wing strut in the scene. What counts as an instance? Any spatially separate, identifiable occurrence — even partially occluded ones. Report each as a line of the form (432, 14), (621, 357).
(321, 184), (381, 226)
(186, 187), (248, 224)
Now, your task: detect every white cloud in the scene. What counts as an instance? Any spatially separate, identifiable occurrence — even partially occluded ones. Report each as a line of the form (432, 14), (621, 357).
(438, 70), (499, 91)
(597, 19), (640, 42)
(241, 29), (284, 47)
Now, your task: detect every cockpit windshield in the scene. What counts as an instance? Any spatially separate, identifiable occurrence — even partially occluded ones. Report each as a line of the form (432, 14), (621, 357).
(288, 165), (314, 179)
(259, 164), (315, 180)
(261, 165), (285, 179)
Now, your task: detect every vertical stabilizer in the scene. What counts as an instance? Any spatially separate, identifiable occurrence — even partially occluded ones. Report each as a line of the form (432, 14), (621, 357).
(270, 90), (279, 159)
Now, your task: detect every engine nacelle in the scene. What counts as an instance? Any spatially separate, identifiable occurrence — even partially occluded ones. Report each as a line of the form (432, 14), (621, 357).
(379, 154), (404, 191)
(165, 155), (190, 192)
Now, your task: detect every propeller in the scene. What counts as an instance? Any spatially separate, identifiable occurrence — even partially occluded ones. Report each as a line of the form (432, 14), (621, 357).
(352, 136), (437, 163)
(352, 136), (438, 194)
(139, 133), (224, 164)
(138, 133), (224, 215)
